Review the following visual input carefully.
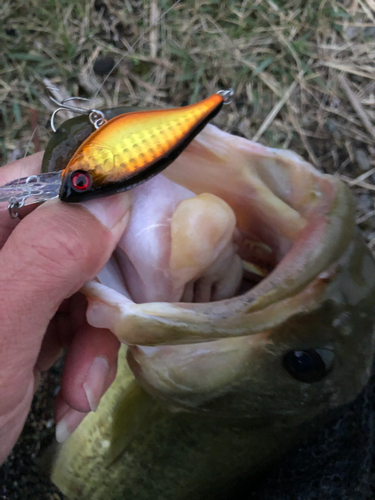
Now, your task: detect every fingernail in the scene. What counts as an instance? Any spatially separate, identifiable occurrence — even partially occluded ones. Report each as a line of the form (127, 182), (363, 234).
(81, 192), (132, 229)
(55, 408), (86, 443)
(83, 356), (109, 412)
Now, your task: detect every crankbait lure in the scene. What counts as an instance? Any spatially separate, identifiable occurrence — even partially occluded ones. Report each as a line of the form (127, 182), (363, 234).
(0, 89), (233, 216)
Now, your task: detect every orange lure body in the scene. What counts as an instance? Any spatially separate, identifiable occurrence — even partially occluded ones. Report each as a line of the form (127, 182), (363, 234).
(59, 93), (225, 202)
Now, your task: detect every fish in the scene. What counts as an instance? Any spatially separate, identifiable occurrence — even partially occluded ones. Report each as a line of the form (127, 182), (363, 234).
(50, 123), (375, 500)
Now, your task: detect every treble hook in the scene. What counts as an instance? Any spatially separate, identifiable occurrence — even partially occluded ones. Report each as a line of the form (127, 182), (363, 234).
(8, 198), (23, 219)
(217, 88), (234, 105)
(45, 87), (106, 132)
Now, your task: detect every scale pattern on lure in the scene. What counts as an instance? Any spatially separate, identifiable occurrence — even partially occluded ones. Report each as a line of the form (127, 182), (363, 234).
(60, 92), (226, 202)
(0, 90), (232, 215)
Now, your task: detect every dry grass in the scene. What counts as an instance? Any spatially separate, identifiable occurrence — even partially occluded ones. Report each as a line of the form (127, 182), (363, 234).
(1, 0), (375, 238)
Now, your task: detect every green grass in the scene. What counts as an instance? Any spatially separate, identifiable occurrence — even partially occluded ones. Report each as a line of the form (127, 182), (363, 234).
(0, 0), (374, 178)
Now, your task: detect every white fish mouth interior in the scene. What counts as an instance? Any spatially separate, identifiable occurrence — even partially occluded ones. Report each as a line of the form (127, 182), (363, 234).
(97, 229), (274, 303)
(92, 124), (332, 307)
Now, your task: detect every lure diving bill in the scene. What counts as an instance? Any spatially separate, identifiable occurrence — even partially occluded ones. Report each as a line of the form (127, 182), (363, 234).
(0, 90), (233, 214)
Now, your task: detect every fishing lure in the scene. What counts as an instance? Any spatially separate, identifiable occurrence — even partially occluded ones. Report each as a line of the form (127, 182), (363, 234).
(0, 89), (233, 216)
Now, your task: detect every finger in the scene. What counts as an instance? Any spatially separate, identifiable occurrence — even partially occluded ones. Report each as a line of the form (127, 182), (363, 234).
(34, 293), (87, 373)
(0, 376), (35, 463)
(35, 290), (119, 445)
(54, 323), (119, 444)
(55, 362), (117, 443)
(34, 320), (65, 374)
(0, 192), (131, 419)
(54, 395), (87, 444)
(60, 324), (119, 413)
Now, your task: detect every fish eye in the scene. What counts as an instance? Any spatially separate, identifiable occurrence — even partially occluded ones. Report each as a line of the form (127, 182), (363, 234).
(282, 349), (334, 383)
(70, 170), (92, 192)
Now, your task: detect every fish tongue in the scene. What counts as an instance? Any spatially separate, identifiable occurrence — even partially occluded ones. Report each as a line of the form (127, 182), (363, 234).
(98, 174), (243, 304)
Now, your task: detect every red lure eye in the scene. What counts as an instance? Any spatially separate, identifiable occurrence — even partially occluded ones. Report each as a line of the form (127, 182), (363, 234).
(70, 171), (92, 192)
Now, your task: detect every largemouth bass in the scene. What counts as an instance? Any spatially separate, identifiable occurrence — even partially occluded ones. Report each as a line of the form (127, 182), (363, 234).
(51, 124), (375, 500)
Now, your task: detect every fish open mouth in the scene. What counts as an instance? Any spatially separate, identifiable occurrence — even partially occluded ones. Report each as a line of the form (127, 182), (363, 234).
(79, 123), (375, 419)
(83, 123), (355, 346)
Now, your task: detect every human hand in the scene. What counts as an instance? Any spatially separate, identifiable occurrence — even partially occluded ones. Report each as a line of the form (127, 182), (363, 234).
(0, 153), (131, 463)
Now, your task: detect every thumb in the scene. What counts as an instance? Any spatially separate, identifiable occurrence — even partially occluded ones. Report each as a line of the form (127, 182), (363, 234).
(0, 193), (131, 394)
